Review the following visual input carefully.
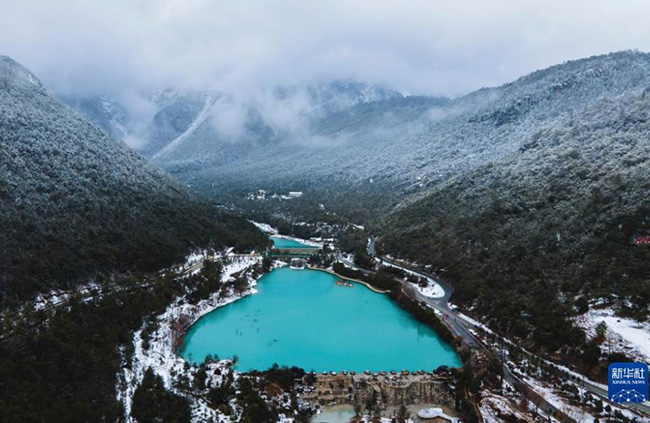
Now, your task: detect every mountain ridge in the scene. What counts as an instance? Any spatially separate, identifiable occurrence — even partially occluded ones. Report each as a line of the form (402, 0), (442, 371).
(164, 51), (650, 210)
(60, 51), (650, 222)
(379, 83), (650, 352)
(0, 56), (267, 304)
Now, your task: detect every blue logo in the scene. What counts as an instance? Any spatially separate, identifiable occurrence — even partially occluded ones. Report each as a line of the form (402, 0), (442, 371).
(608, 362), (648, 404)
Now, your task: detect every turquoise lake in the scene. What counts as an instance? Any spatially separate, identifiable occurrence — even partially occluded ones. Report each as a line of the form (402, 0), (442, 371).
(270, 236), (319, 249)
(179, 267), (462, 372)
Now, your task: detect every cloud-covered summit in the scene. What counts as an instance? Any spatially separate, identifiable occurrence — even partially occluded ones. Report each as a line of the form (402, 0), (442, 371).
(2, 0), (650, 99)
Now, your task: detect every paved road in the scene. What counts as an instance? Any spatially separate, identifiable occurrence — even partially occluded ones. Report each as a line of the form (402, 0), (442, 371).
(379, 257), (454, 306)
(368, 257), (650, 420)
(341, 253), (650, 419)
(340, 254), (482, 347)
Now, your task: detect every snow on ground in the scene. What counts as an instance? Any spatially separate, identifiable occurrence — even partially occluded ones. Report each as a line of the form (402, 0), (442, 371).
(479, 393), (536, 423)
(417, 407), (458, 422)
(174, 249), (211, 275)
(185, 251), (205, 266)
(222, 255), (263, 280)
(519, 372), (648, 423)
(153, 95), (217, 160)
(413, 283), (445, 298)
(250, 220), (278, 234)
(575, 307), (650, 363)
(118, 255), (262, 423)
(462, 312), (612, 394)
(461, 307), (648, 421)
(378, 259), (444, 298)
(356, 417), (411, 423)
(32, 280), (102, 312)
(518, 374), (596, 423)
(457, 313), (493, 334)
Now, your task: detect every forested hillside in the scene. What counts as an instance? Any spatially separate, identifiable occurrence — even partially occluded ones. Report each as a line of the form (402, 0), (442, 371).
(52, 50), (650, 355)
(0, 56), (267, 305)
(178, 51), (650, 212)
(65, 81), (402, 164)
(380, 88), (650, 353)
(64, 52), (650, 226)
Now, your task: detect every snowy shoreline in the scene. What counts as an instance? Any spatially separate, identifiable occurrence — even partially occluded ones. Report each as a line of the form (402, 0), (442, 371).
(118, 255), (268, 423)
(250, 220), (278, 235)
(250, 220), (324, 248)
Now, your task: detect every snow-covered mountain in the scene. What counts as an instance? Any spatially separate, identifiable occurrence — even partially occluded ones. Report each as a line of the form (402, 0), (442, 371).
(365, 51), (650, 354)
(66, 50), (650, 216)
(380, 80), (650, 343)
(66, 49), (650, 354)
(0, 56), (266, 303)
(64, 80), (403, 163)
(59, 94), (130, 141)
(156, 51), (650, 211)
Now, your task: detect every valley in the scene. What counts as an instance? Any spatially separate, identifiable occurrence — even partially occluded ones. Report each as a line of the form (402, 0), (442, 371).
(2, 42), (650, 423)
(123, 224), (650, 423)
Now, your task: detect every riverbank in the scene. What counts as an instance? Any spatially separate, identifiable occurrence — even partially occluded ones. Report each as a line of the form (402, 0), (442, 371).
(308, 266), (389, 294)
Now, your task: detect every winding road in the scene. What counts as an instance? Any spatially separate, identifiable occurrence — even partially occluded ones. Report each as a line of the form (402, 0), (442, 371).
(342, 250), (650, 419)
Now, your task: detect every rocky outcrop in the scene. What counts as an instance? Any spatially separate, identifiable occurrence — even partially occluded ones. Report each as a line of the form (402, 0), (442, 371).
(305, 373), (454, 410)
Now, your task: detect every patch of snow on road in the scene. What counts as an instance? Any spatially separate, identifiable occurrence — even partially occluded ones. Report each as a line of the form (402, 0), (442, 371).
(378, 259), (444, 298)
(457, 313), (493, 334)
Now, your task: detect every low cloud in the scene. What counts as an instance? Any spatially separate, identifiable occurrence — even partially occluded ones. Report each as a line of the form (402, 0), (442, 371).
(2, 0), (650, 100)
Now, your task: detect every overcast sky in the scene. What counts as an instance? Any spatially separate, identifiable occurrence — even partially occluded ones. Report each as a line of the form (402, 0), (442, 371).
(2, 0), (650, 98)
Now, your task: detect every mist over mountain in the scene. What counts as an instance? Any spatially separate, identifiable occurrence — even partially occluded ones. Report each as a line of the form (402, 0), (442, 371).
(0, 56), (266, 303)
(63, 50), (650, 350)
(380, 83), (650, 348)
(198, 50), (650, 201)
(6, 1), (650, 421)
(64, 81), (404, 162)
(65, 51), (650, 218)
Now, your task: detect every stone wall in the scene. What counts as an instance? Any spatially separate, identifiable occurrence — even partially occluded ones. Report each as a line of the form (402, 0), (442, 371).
(303, 373), (454, 410)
